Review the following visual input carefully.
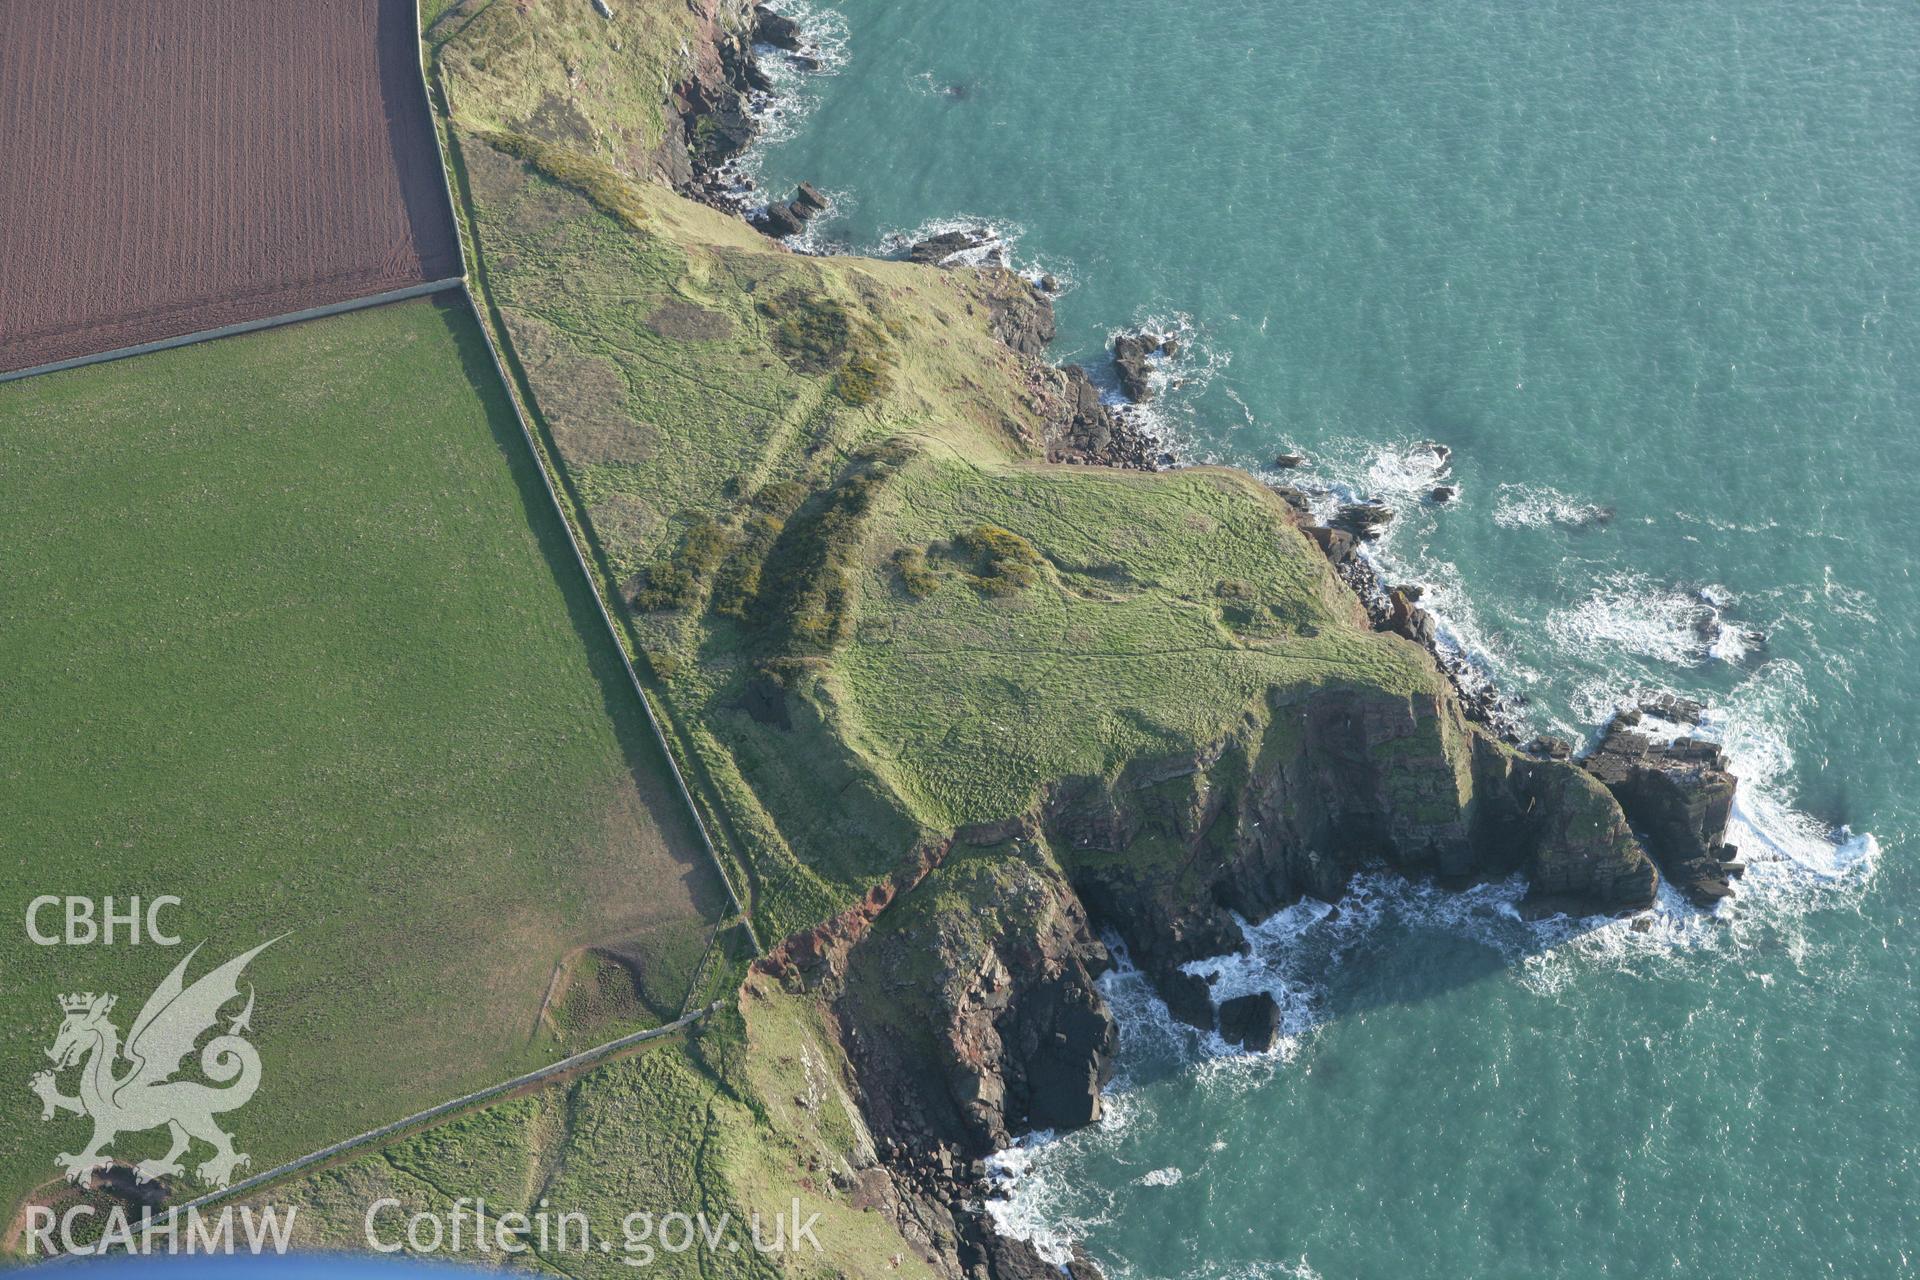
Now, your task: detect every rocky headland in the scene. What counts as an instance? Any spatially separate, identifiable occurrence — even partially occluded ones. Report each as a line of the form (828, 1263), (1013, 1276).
(650, 23), (1741, 1275)
(429, 5), (1748, 1275)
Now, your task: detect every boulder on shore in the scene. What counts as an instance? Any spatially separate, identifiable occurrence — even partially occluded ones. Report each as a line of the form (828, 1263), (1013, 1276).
(1303, 524), (1358, 568)
(1387, 585), (1437, 647)
(1036, 364), (1160, 470)
(752, 200), (806, 238)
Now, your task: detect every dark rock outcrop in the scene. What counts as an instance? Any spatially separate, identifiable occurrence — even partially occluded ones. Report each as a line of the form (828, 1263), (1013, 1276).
(1303, 524), (1359, 569)
(751, 3), (803, 50)
(1111, 333), (1157, 402)
(754, 835), (1117, 1279)
(652, 0), (768, 205)
(908, 227), (998, 265)
(752, 199), (806, 238)
(751, 183), (828, 237)
(1582, 708), (1739, 906)
(764, 833), (1117, 1158)
(1386, 585), (1437, 648)
(1158, 970), (1216, 1030)
(1218, 993), (1281, 1051)
(791, 180), (828, 215)
(1330, 501), (1393, 539)
(979, 269), (1057, 358)
(1033, 364), (1159, 470)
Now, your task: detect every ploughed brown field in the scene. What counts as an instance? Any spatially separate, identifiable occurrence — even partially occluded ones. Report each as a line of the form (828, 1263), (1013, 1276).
(0, 0), (461, 374)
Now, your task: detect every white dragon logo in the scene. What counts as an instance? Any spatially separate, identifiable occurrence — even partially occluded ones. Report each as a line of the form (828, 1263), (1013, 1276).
(29, 939), (278, 1189)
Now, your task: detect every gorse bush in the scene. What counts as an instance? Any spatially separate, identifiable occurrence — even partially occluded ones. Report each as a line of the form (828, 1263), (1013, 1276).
(634, 517), (734, 611)
(891, 547), (940, 598)
(712, 482), (810, 620)
(711, 512), (784, 620)
(758, 294), (853, 373)
(757, 293), (893, 405)
(832, 348), (890, 406)
(957, 523), (1042, 596)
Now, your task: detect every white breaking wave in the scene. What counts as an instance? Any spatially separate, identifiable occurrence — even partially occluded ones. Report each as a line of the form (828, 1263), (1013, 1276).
(1491, 482), (1614, 529)
(1544, 572), (1719, 666)
(1544, 573), (1765, 667)
(877, 214), (1019, 266)
(870, 214), (1082, 304)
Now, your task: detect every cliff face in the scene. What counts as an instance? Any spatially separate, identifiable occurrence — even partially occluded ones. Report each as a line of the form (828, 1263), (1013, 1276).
(755, 832), (1116, 1280)
(654, 0), (761, 190)
(1057, 685), (1656, 1033)
(742, 677), (1655, 1280)
(759, 832), (1116, 1158)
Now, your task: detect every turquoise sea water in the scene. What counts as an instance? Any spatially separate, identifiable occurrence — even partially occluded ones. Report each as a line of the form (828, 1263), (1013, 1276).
(750, 2), (1918, 1275)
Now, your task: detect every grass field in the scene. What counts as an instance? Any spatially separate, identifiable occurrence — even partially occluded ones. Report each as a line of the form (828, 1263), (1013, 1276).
(0, 297), (727, 1221)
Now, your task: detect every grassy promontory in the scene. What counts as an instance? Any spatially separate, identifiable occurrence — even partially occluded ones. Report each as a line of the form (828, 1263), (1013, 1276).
(265, 4), (1655, 1274)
